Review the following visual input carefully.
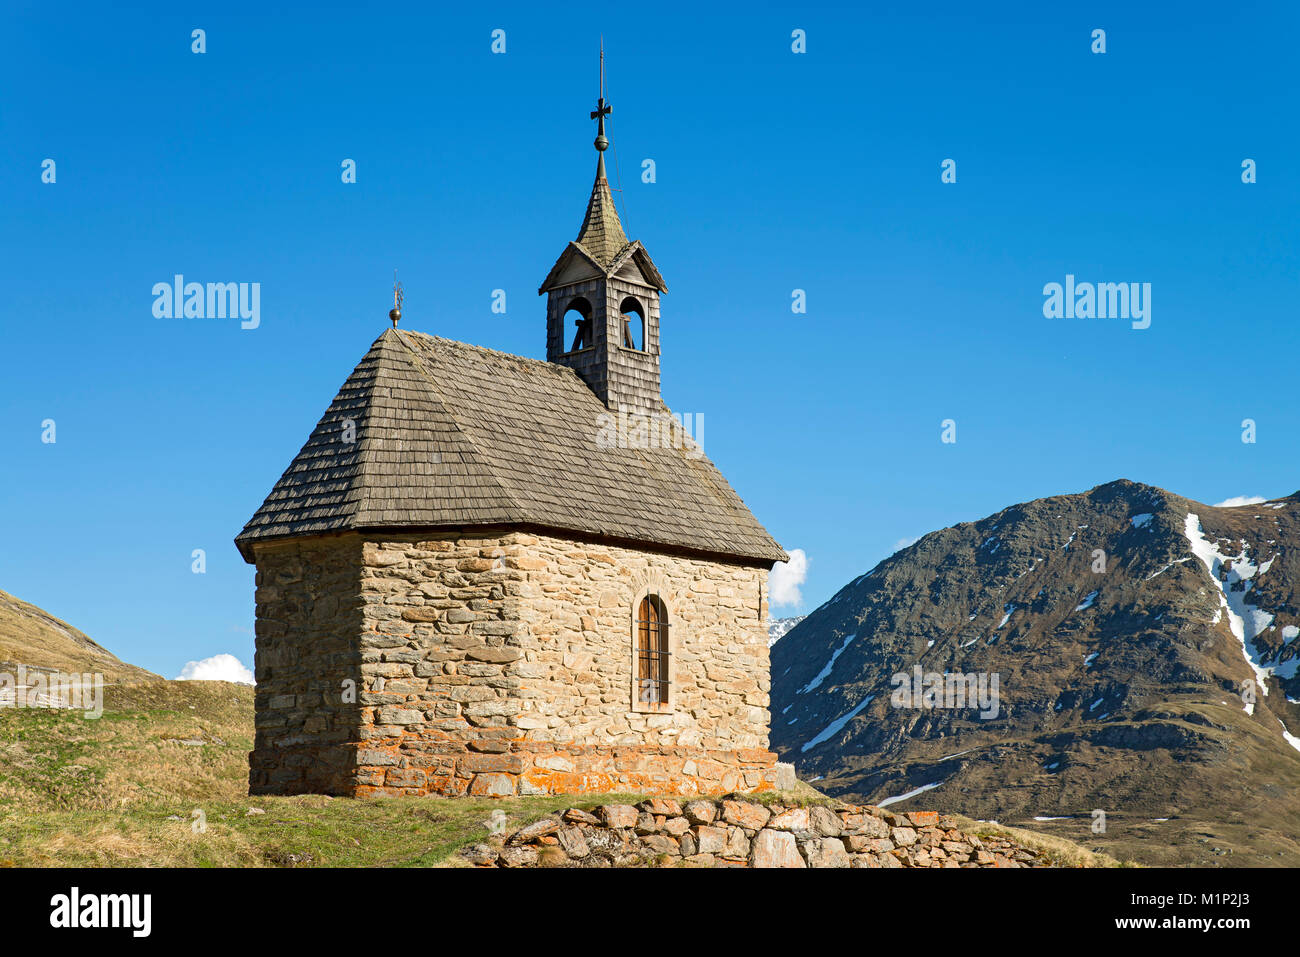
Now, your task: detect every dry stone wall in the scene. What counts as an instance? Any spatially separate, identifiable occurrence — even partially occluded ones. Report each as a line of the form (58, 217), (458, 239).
(461, 797), (1059, 868)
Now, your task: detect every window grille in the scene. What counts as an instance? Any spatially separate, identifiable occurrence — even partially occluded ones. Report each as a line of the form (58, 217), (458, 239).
(636, 595), (670, 706)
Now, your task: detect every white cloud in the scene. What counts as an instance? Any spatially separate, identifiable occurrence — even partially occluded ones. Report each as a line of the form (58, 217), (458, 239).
(1213, 495), (1267, 508)
(175, 653), (254, 685)
(893, 535), (920, 552)
(770, 548), (808, 607)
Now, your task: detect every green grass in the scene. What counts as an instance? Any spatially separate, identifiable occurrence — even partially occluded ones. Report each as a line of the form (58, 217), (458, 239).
(0, 793), (663, 868)
(952, 816), (1128, 868)
(0, 677), (1115, 868)
(0, 678), (655, 867)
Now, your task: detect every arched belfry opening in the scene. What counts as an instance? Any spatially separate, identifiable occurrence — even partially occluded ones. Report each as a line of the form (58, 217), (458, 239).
(564, 296), (594, 352)
(538, 60), (668, 413)
(619, 296), (644, 351)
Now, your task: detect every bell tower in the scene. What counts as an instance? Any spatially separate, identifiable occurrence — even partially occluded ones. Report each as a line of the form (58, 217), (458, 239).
(539, 47), (668, 414)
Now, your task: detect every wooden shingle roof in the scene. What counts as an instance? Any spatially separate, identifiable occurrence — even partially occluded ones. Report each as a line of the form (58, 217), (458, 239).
(235, 329), (785, 566)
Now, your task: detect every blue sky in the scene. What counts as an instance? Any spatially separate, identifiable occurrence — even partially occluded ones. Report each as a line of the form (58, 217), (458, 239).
(2, 1), (1297, 677)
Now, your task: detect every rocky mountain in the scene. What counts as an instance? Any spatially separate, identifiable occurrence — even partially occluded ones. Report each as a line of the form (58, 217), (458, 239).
(767, 616), (806, 647)
(770, 479), (1300, 866)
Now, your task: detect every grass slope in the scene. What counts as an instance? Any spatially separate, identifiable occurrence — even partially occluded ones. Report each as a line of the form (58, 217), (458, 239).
(0, 679), (1116, 868)
(0, 679), (655, 867)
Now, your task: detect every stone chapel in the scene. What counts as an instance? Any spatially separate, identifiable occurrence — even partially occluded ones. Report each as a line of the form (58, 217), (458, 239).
(235, 85), (788, 798)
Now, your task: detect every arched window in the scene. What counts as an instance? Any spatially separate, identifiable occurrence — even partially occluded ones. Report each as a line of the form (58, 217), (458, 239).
(635, 595), (670, 708)
(564, 297), (593, 352)
(619, 297), (645, 351)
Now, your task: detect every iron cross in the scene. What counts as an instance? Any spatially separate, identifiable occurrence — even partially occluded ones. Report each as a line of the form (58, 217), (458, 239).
(590, 40), (610, 148)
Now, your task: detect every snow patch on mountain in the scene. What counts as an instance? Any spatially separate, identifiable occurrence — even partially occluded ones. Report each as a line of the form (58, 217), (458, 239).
(801, 694), (874, 752)
(766, 616), (806, 648)
(1278, 718), (1300, 754)
(1184, 512), (1300, 749)
(1145, 557), (1191, 581)
(798, 633), (856, 694)
(877, 780), (944, 807)
(1184, 513), (1282, 696)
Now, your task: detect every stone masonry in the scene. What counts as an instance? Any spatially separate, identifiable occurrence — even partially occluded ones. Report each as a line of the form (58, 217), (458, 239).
(249, 537), (363, 795)
(249, 528), (781, 797)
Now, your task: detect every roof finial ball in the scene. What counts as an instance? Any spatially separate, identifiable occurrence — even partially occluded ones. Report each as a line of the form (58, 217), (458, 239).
(389, 270), (404, 328)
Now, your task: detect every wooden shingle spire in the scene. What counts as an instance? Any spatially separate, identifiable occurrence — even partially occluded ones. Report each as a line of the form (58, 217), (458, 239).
(574, 40), (629, 268)
(538, 45), (665, 295)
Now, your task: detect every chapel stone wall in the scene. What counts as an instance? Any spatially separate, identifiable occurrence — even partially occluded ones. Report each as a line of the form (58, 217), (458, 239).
(250, 528), (778, 798)
(249, 536), (364, 795)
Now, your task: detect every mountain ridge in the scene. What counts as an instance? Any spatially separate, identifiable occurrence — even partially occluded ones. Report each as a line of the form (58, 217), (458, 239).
(0, 588), (156, 683)
(770, 478), (1300, 866)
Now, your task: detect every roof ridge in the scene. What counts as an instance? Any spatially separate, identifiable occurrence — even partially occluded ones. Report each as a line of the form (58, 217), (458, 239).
(344, 339), (394, 525)
(233, 334), (385, 549)
(396, 329), (582, 380)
